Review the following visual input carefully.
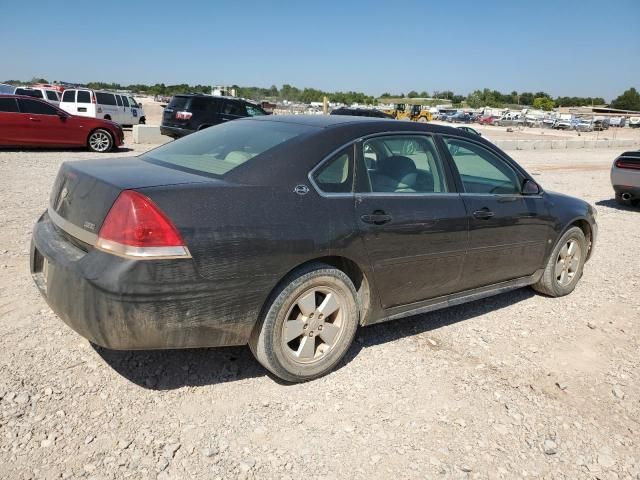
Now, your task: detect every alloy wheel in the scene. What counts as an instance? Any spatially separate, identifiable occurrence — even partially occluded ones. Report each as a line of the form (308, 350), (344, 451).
(89, 131), (111, 152)
(281, 287), (346, 364)
(555, 239), (581, 286)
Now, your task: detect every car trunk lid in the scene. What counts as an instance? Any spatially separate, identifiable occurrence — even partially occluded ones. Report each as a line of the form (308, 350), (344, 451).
(48, 157), (216, 243)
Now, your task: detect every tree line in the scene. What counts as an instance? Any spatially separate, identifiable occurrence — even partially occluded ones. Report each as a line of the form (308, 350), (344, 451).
(3, 77), (638, 110)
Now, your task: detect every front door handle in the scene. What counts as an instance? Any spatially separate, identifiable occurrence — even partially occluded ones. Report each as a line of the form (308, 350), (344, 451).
(29, 117), (41, 122)
(361, 210), (392, 225)
(473, 208), (494, 219)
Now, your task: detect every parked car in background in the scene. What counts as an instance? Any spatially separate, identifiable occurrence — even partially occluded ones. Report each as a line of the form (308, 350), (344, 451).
(495, 113), (523, 127)
(629, 117), (640, 128)
(478, 116), (497, 125)
(331, 107), (393, 118)
(59, 89), (145, 126)
(0, 95), (123, 153)
(552, 118), (573, 130)
(593, 119), (610, 131)
(160, 94), (267, 139)
(31, 116), (597, 382)
(7, 87), (61, 106)
(611, 150), (640, 206)
(573, 119), (593, 132)
(451, 112), (472, 123)
(609, 117), (626, 128)
(0, 83), (16, 95)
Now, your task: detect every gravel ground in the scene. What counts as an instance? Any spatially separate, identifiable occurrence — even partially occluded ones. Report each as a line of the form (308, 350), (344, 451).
(0, 143), (638, 480)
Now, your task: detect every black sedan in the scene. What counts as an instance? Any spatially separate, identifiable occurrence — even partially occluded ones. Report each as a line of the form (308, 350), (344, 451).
(31, 116), (597, 382)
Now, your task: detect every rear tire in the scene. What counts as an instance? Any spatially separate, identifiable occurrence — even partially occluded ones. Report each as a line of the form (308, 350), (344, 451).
(532, 226), (587, 297)
(249, 263), (359, 383)
(87, 129), (113, 153)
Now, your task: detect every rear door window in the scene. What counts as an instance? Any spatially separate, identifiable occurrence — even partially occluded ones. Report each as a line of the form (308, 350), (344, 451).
(0, 98), (19, 112)
(77, 91), (91, 103)
(18, 99), (58, 115)
(62, 90), (75, 102)
(313, 147), (354, 193)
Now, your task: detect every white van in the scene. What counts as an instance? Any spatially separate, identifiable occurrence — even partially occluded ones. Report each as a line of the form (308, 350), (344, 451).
(59, 89), (146, 126)
(13, 87), (61, 106)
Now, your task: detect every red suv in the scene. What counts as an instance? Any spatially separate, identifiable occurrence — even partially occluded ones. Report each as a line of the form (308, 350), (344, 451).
(0, 95), (123, 152)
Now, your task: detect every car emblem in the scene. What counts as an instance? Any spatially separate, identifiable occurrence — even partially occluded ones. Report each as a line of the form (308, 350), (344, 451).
(294, 185), (310, 196)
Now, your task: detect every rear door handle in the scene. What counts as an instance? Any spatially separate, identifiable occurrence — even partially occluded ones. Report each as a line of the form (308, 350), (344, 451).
(473, 208), (494, 219)
(361, 211), (392, 225)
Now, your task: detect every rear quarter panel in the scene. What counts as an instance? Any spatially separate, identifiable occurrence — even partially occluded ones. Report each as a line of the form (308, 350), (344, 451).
(140, 182), (370, 334)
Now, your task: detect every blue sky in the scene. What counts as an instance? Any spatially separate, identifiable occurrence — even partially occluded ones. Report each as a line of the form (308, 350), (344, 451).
(2, 0), (638, 100)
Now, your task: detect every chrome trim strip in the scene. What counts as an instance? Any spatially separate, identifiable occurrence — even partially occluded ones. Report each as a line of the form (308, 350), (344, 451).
(47, 207), (98, 245)
(95, 238), (192, 260)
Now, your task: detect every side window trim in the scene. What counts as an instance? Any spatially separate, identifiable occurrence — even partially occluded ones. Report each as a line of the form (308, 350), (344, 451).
(355, 132), (457, 196)
(441, 135), (524, 196)
(308, 142), (356, 197)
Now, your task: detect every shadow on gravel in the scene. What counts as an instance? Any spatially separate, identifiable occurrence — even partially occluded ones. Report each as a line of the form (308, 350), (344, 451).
(93, 344), (265, 390)
(595, 198), (639, 212)
(341, 287), (537, 365)
(94, 288), (536, 390)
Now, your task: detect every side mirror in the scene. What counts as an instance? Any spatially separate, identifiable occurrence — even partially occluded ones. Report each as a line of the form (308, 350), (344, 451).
(522, 179), (541, 195)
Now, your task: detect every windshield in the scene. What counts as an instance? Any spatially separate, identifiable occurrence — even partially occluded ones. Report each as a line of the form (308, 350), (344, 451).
(142, 120), (315, 177)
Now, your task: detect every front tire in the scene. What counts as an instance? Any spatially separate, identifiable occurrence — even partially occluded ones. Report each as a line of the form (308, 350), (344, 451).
(249, 263), (359, 382)
(87, 129), (113, 153)
(532, 226), (587, 297)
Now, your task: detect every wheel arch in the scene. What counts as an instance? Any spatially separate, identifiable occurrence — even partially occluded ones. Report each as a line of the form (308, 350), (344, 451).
(258, 256), (374, 330)
(557, 217), (593, 261)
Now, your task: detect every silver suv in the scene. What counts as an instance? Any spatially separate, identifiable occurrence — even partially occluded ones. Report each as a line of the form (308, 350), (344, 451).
(611, 151), (640, 206)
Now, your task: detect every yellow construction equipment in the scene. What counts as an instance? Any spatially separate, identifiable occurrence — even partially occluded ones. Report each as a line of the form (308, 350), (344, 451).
(384, 103), (432, 122)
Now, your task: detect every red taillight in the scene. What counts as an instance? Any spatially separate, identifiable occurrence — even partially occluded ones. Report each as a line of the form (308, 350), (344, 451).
(96, 190), (190, 259)
(176, 111), (192, 120)
(615, 159), (640, 170)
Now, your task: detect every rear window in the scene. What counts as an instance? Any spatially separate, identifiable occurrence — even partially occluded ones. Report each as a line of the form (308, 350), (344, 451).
(0, 98), (19, 112)
(77, 91), (91, 103)
(46, 91), (58, 101)
(167, 96), (191, 110)
(142, 120), (314, 177)
(62, 90), (75, 102)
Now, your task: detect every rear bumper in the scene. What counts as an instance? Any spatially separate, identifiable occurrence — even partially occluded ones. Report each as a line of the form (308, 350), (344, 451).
(613, 184), (640, 200)
(30, 212), (255, 350)
(160, 125), (193, 138)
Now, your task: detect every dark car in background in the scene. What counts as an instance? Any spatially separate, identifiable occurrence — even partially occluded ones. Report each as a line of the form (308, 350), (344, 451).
(330, 107), (393, 119)
(31, 116), (597, 382)
(0, 95), (123, 152)
(160, 94), (267, 139)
